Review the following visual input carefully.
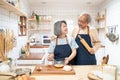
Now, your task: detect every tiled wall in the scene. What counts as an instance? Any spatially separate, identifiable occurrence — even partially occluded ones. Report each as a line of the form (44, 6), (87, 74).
(31, 6), (98, 27)
(30, 6), (98, 40)
(0, 0), (30, 59)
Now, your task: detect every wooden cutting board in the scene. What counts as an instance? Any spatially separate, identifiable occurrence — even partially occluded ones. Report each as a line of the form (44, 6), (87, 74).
(32, 65), (75, 75)
(30, 77), (35, 80)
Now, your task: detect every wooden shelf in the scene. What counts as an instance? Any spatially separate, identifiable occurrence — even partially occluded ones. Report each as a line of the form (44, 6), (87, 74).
(18, 53), (45, 60)
(18, 34), (26, 36)
(28, 18), (36, 21)
(30, 45), (49, 48)
(28, 29), (51, 31)
(0, 0), (26, 16)
(96, 17), (105, 22)
(96, 27), (105, 29)
(28, 19), (52, 22)
(95, 9), (106, 36)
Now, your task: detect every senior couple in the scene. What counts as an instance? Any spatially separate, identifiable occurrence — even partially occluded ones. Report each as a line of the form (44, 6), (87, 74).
(47, 13), (100, 65)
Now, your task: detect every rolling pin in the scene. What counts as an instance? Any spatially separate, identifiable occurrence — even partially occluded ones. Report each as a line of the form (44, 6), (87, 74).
(78, 35), (92, 52)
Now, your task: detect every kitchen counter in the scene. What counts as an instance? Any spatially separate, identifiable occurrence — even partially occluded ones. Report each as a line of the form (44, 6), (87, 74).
(18, 53), (45, 60)
(17, 53), (45, 66)
(30, 45), (49, 48)
(16, 65), (119, 80)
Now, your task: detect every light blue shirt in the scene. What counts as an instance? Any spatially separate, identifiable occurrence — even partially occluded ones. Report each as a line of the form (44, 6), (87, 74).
(48, 36), (78, 53)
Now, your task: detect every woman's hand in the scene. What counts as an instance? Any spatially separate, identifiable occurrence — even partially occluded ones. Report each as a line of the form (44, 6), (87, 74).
(64, 57), (70, 65)
(47, 54), (54, 61)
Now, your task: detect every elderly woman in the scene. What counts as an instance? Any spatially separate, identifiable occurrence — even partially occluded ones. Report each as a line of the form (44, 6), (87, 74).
(47, 20), (78, 65)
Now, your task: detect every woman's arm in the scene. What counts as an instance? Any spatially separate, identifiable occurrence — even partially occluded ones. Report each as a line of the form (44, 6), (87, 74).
(65, 48), (77, 64)
(47, 40), (55, 61)
(47, 53), (54, 61)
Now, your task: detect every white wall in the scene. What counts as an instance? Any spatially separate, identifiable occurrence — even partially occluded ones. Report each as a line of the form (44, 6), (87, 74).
(30, 5), (98, 39)
(0, 0), (30, 59)
(98, 0), (120, 65)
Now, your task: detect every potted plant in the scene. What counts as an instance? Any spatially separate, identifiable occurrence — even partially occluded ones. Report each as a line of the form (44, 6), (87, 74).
(35, 14), (39, 29)
(21, 47), (26, 58)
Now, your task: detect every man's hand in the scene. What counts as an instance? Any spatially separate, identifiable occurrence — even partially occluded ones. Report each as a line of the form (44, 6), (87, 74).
(89, 48), (95, 54)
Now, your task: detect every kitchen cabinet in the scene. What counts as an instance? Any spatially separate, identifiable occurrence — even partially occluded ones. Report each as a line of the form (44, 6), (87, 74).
(17, 53), (45, 66)
(0, 0), (26, 16)
(95, 9), (106, 35)
(17, 47), (49, 65)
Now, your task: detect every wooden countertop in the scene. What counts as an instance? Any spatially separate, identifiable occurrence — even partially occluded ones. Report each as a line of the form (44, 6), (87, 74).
(30, 45), (49, 48)
(16, 65), (119, 80)
(18, 53), (45, 60)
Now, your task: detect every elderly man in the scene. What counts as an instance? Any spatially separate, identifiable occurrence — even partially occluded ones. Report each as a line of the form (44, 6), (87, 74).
(71, 13), (100, 65)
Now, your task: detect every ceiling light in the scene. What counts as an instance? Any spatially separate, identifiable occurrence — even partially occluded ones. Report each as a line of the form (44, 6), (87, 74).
(86, 1), (92, 5)
(41, 2), (47, 4)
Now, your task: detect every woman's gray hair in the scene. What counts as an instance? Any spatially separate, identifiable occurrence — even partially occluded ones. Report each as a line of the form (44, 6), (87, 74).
(54, 20), (67, 36)
(54, 21), (61, 36)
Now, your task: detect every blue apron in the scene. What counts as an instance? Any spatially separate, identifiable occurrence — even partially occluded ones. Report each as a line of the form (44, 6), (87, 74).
(54, 37), (74, 65)
(75, 28), (96, 65)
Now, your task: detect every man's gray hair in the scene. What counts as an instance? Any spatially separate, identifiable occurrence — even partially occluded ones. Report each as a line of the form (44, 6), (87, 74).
(82, 14), (91, 23)
(54, 21), (61, 36)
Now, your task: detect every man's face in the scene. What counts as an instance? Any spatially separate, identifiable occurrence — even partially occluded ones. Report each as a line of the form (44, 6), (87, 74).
(78, 15), (88, 29)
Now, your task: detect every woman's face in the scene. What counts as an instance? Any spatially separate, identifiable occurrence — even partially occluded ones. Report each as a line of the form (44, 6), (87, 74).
(61, 23), (68, 35)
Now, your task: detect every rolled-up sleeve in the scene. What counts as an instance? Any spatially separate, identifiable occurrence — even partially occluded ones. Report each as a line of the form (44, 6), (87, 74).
(70, 38), (79, 50)
(90, 29), (101, 52)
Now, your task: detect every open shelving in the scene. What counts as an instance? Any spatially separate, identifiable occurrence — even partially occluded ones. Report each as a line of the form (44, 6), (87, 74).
(0, 0), (26, 16)
(95, 9), (106, 35)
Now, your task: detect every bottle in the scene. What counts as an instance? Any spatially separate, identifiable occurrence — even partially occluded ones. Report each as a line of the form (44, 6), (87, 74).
(31, 11), (35, 19)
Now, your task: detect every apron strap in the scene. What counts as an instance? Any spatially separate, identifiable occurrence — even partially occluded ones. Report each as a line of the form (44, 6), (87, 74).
(77, 26), (90, 35)
(65, 35), (69, 44)
(56, 35), (69, 45)
(56, 36), (58, 45)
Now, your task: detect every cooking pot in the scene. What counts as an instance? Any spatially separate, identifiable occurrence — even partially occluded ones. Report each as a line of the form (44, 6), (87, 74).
(106, 33), (119, 42)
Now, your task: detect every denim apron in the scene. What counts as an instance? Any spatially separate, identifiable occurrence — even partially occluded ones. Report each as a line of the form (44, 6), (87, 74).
(54, 36), (74, 65)
(75, 27), (96, 65)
